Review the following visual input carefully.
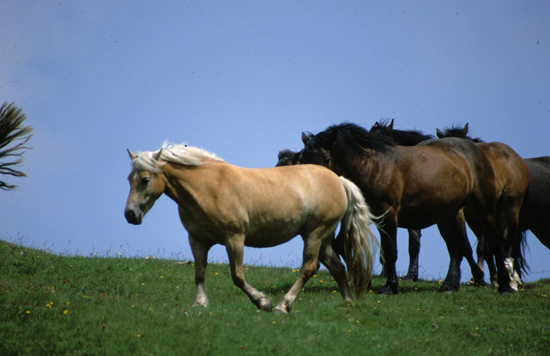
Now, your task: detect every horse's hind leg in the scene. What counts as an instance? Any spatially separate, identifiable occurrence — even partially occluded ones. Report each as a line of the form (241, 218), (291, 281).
(464, 219), (491, 286)
(436, 212), (471, 293)
(472, 226), (498, 286)
(274, 233), (324, 314)
(225, 235), (273, 312)
(318, 237), (354, 302)
(403, 229), (421, 281)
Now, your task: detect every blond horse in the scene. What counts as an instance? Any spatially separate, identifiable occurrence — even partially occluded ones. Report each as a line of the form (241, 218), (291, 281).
(124, 143), (378, 313)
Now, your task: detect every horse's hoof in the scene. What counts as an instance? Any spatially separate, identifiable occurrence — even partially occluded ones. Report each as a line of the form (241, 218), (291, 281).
(377, 285), (397, 295)
(438, 284), (458, 294)
(401, 274), (418, 282)
(477, 280), (489, 287)
(498, 287), (515, 294)
(258, 301), (274, 312)
(470, 279), (489, 287)
(273, 307), (288, 315)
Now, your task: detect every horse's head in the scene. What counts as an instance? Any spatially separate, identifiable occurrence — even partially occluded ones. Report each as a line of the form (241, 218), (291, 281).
(369, 119), (394, 138)
(435, 123), (484, 143)
(300, 132), (332, 168)
(124, 149), (165, 225)
(276, 149), (301, 166)
(436, 123), (469, 139)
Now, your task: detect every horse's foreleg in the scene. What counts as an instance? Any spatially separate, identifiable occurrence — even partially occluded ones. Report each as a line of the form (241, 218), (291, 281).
(318, 237), (354, 302)
(225, 236), (273, 312)
(274, 235), (323, 314)
(189, 235), (212, 307)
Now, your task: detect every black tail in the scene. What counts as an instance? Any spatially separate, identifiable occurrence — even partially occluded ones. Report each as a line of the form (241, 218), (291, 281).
(514, 230), (530, 278)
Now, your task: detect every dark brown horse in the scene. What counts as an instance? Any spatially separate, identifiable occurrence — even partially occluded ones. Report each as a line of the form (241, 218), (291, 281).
(436, 124), (531, 288)
(369, 119), (433, 281)
(300, 123), (518, 294)
(276, 149), (301, 166)
(521, 157), (550, 250)
(435, 125), (548, 252)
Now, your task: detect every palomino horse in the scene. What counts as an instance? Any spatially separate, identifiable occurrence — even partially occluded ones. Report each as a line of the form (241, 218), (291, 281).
(299, 123), (518, 294)
(124, 143), (378, 313)
(436, 124), (530, 289)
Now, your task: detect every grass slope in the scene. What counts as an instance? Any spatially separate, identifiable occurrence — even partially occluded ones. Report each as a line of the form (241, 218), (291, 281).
(1, 240), (549, 355)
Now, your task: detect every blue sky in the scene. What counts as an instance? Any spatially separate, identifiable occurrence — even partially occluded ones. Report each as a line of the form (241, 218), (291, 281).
(1, 1), (549, 282)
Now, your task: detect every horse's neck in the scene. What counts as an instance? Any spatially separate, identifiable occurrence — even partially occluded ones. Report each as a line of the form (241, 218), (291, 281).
(335, 150), (394, 182)
(161, 161), (223, 206)
(393, 131), (427, 146)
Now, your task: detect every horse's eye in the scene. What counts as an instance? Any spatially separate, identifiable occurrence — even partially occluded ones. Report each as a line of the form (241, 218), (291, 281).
(140, 177), (150, 187)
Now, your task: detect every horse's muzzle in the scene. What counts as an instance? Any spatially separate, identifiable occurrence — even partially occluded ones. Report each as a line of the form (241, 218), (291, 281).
(124, 208), (142, 225)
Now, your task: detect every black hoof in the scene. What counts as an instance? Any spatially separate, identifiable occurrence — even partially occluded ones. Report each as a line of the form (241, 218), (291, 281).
(498, 287), (515, 294)
(469, 278), (489, 287)
(401, 273), (419, 282)
(475, 280), (489, 287)
(378, 285), (397, 295)
(438, 284), (459, 293)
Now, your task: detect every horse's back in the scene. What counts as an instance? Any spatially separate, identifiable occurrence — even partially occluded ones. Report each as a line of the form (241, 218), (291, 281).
(254, 164), (347, 211)
(231, 164), (348, 245)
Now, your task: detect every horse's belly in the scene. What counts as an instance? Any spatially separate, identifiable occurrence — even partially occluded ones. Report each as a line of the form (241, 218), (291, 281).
(244, 233), (297, 248)
(397, 204), (462, 229)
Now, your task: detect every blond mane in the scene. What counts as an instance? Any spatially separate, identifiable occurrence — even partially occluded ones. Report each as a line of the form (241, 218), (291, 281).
(131, 142), (224, 172)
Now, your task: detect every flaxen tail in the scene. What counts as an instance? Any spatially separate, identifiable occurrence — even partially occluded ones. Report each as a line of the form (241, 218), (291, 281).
(339, 177), (379, 298)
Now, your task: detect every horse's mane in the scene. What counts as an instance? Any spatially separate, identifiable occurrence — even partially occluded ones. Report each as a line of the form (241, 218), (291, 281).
(438, 125), (484, 143)
(131, 142), (224, 172)
(371, 119), (434, 146)
(309, 122), (396, 156)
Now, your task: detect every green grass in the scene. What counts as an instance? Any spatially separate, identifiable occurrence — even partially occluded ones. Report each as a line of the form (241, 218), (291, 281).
(1, 240), (549, 355)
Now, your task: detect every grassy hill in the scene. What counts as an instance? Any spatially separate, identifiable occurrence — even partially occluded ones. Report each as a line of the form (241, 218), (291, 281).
(1, 240), (549, 355)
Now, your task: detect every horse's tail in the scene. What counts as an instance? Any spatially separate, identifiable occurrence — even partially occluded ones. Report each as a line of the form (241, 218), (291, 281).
(339, 177), (379, 298)
(514, 230), (530, 278)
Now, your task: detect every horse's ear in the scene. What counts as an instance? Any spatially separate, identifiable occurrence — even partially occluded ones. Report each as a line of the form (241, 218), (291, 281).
(436, 128), (444, 138)
(463, 123), (469, 134)
(385, 119), (394, 137)
(154, 149), (163, 161)
(127, 149), (137, 160)
(301, 132), (310, 145)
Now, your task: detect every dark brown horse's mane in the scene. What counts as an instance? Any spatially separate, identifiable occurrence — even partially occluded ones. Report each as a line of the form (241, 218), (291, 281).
(309, 122), (396, 157)
(370, 119), (434, 146)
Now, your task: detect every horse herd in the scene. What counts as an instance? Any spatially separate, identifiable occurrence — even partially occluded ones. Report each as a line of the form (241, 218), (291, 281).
(124, 120), (549, 313)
